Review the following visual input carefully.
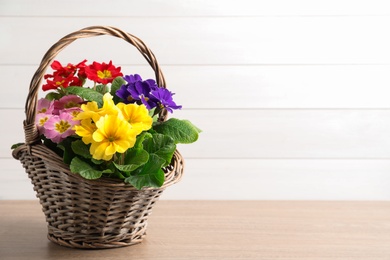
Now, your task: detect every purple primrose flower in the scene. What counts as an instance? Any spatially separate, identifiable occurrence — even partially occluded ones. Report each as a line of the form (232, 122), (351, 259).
(150, 88), (182, 113)
(116, 74), (181, 113)
(116, 74), (158, 109)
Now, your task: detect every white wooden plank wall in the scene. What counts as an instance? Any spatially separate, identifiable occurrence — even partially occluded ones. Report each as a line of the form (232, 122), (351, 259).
(1, 0), (390, 200)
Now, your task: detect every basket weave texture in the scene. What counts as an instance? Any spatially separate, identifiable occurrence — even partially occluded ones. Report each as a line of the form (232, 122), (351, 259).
(12, 26), (184, 249)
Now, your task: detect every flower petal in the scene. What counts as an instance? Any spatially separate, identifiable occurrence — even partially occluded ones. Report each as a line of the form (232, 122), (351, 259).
(90, 141), (110, 160)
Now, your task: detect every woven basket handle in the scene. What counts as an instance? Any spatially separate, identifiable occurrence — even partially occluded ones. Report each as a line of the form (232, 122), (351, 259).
(24, 25), (167, 145)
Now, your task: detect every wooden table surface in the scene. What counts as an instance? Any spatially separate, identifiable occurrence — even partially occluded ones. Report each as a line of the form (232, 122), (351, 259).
(0, 200), (389, 259)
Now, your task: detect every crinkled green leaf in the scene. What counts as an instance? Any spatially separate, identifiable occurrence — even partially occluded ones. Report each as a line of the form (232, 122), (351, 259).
(124, 154), (165, 189)
(153, 118), (200, 144)
(66, 87), (103, 107)
(70, 157), (111, 180)
(107, 170), (127, 179)
(106, 162), (127, 179)
(134, 132), (153, 149)
(183, 119), (202, 133)
(45, 92), (62, 101)
(143, 133), (176, 167)
(91, 158), (104, 165)
(113, 148), (149, 172)
(95, 84), (109, 94)
(71, 140), (91, 159)
(110, 76), (126, 103)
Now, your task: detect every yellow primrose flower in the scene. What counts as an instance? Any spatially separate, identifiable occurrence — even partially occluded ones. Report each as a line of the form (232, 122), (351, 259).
(76, 101), (100, 122)
(117, 103), (153, 134)
(90, 115), (136, 161)
(74, 119), (97, 144)
(100, 93), (120, 118)
(75, 93), (120, 123)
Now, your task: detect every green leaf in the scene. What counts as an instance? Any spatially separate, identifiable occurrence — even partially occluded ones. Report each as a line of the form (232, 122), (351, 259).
(153, 118), (201, 144)
(148, 107), (156, 117)
(66, 87), (103, 107)
(95, 84), (109, 94)
(11, 143), (24, 149)
(107, 170), (127, 179)
(134, 132), (153, 149)
(113, 148), (149, 172)
(59, 138), (75, 165)
(70, 157), (111, 180)
(110, 76), (126, 103)
(71, 140), (91, 159)
(124, 154), (165, 189)
(105, 162), (127, 179)
(91, 158), (104, 165)
(143, 133), (176, 167)
(42, 137), (63, 158)
(45, 92), (62, 101)
(183, 119), (202, 133)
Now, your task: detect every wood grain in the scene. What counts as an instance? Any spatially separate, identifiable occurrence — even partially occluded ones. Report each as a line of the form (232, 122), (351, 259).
(1, 0), (389, 16)
(1, 16), (390, 65)
(1, 200), (389, 259)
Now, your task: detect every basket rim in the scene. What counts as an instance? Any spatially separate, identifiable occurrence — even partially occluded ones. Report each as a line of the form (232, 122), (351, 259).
(14, 142), (184, 190)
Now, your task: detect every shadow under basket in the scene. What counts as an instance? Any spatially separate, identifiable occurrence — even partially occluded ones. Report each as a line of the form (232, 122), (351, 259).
(11, 26), (184, 249)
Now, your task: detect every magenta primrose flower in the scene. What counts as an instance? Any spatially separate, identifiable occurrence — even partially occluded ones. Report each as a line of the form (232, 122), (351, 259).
(62, 107), (82, 118)
(53, 95), (84, 115)
(44, 112), (79, 143)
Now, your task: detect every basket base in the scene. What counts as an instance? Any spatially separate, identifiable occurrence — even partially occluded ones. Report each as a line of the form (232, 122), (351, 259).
(47, 232), (145, 249)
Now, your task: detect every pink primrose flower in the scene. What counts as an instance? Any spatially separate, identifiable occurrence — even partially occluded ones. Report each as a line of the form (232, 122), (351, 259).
(37, 98), (54, 114)
(35, 113), (52, 135)
(61, 107), (82, 121)
(44, 112), (79, 143)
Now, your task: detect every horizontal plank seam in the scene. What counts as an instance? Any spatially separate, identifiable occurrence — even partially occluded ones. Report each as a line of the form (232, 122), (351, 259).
(2, 14), (390, 18)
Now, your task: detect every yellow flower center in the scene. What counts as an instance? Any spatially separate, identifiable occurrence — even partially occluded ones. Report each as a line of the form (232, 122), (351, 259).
(38, 108), (47, 113)
(70, 110), (80, 117)
(97, 70), (112, 79)
(108, 136), (116, 142)
(55, 120), (71, 134)
(56, 80), (65, 86)
(64, 101), (79, 108)
(39, 117), (49, 126)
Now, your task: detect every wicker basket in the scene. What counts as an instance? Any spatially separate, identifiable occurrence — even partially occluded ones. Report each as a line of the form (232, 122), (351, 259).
(12, 26), (184, 249)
